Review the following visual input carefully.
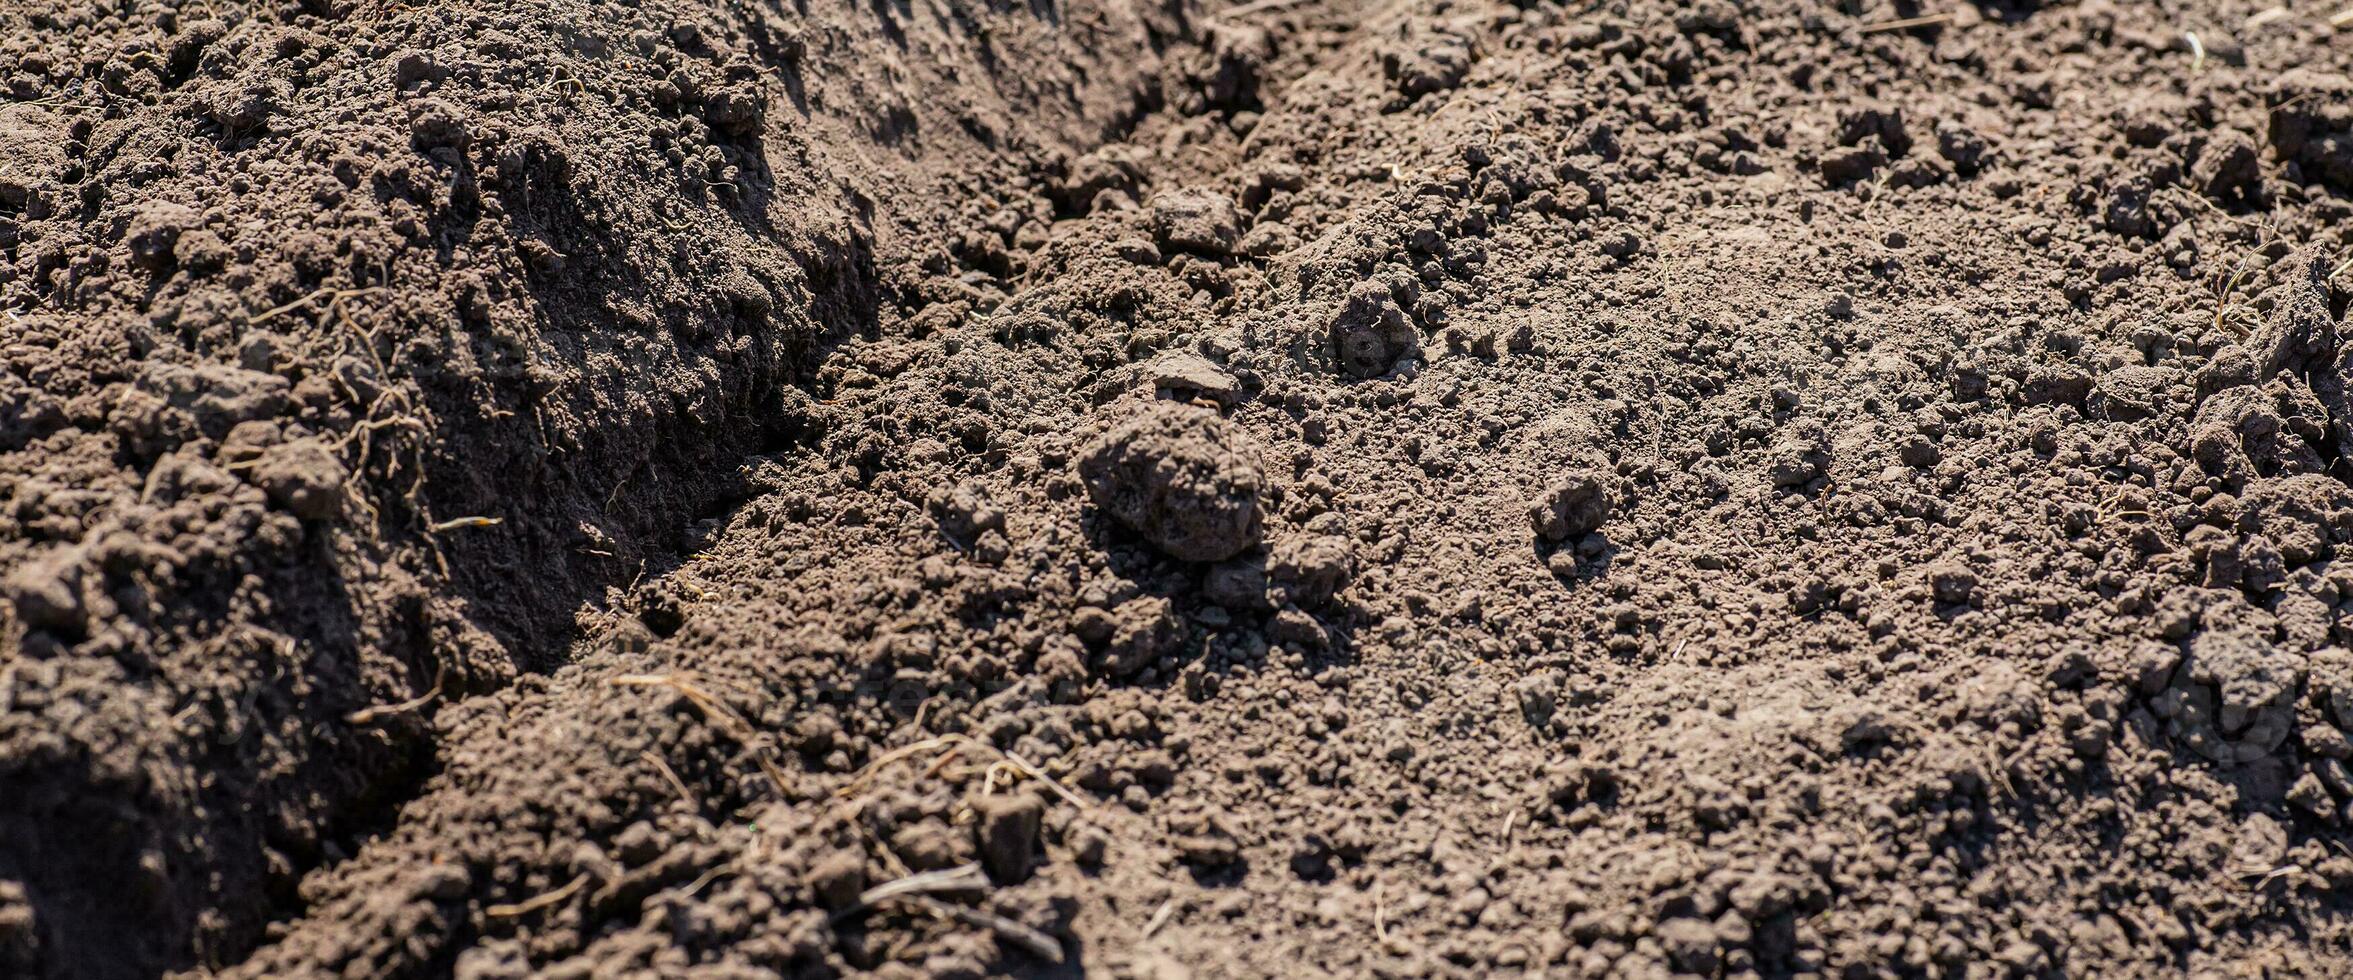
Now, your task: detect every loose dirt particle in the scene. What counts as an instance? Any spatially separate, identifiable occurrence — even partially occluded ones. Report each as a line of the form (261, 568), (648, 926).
(2, 551), (82, 635)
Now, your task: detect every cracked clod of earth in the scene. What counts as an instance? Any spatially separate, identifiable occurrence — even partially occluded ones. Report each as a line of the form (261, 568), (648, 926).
(2149, 629), (2301, 765)
(1140, 351), (1241, 411)
(1078, 401), (1265, 562)
(1528, 468), (1611, 544)
(1329, 279), (1417, 379)
(1149, 188), (1241, 258)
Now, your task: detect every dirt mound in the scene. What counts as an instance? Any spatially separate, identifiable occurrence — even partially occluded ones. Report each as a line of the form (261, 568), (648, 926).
(0, 0), (1186, 974)
(8, 0), (2353, 976)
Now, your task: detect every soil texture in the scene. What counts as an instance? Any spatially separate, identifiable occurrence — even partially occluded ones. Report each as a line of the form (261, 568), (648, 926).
(9, 0), (2353, 976)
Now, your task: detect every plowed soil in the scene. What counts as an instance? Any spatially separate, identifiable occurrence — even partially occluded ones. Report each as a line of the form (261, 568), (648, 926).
(9, 0), (2353, 976)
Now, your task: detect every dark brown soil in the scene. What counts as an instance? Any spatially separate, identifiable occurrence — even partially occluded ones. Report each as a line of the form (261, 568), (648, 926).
(7, 0), (2353, 976)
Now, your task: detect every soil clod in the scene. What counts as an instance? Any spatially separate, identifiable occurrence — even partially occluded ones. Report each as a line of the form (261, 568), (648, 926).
(1330, 280), (1417, 379)
(1528, 470), (1611, 543)
(972, 792), (1045, 884)
(1150, 189), (1242, 258)
(1079, 402), (1266, 562)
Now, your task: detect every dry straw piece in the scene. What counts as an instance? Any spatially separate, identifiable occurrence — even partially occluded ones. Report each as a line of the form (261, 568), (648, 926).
(606, 672), (790, 793)
(832, 863), (1065, 963)
(344, 663), (447, 726)
(485, 874), (587, 919)
(837, 732), (1095, 810)
(1857, 11), (1952, 33)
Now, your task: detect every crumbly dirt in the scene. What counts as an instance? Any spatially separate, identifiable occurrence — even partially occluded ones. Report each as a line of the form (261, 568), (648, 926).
(8, 0), (2353, 976)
